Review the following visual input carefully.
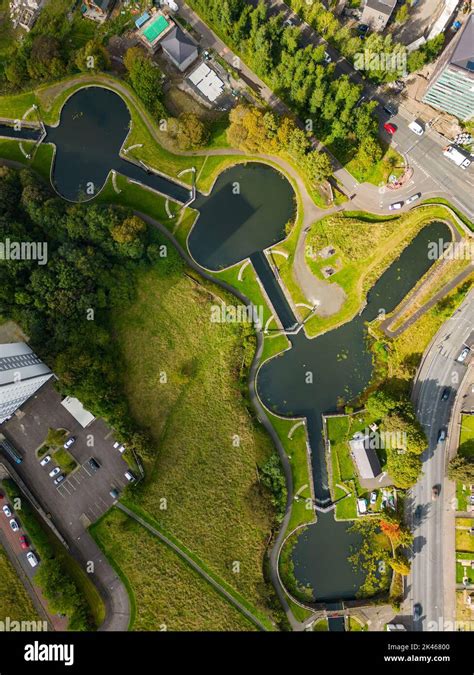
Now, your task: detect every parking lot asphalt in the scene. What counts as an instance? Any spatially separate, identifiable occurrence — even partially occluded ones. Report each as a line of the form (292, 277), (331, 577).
(0, 380), (131, 540)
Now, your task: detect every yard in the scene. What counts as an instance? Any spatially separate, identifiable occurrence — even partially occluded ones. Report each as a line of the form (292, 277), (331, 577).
(456, 552), (474, 585)
(0, 546), (40, 624)
(109, 257), (283, 626)
(460, 415), (474, 457)
(456, 519), (474, 553)
(91, 509), (256, 631)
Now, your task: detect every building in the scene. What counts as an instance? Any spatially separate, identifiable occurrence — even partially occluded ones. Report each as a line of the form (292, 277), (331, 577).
(136, 10), (175, 53)
(349, 432), (382, 480)
(82, 0), (116, 23)
(9, 0), (43, 32)
(188, 62), (225, 103)
(422, 14), (474, 121)
(360, 0), (397, 32)
(60, 397), (95, 428)
(0, 343), (53, 424)
(161, 25), (198, 72)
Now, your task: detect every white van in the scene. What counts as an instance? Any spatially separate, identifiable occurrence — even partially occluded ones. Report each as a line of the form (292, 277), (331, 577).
(408, 121), (424, 136)
(26, 552), (39, 568)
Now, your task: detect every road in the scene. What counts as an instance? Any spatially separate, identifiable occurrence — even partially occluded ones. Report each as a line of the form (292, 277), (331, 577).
(182, 1), (474, 219)
(409, 289), (474, 631)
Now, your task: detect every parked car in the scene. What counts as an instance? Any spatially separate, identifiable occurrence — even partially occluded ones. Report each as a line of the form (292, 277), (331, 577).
(109, 488), (119, 500)
(124, 471), (136, 483)
(26, 552), (38, 568)
(40, 455), (51, 467)
(323, 51), (332, 63)
(457, 347), (470, 363)
(19, 535), (29, 550)
(63, 436), (76, 450)
(405, 193), (421, 205)
(54, 474), (65, 486)
(9, 519), (19, 532)
(431, 485), (439, 500)
(113, 441), (120, 449)
(117, 445), (126, 454)
(49, 466), (61, 478)
(383, 122), (397, 135)
(408, 120), (424, 136)
(389, 201), (404, 211)
(2, 504), (12, 517)
(357, 23), (369, 37)
(441, 387), (450, 401)
(470, 495), (474, 506)
(87, 457), (101, 473)
(370, 491), (377, 505)
(413, 603), (422, 621)
(383, 103), (396, 117)
(437, 428), (447, 443)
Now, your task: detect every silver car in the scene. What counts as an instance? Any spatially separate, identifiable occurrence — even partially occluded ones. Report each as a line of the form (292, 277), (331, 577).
(405, 193), (421, 205)
(389, 201), (404, 211)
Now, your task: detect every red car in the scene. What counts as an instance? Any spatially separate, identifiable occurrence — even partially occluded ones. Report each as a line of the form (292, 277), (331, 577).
(19, 535), (29, 550)
(383, 122), (397, 135)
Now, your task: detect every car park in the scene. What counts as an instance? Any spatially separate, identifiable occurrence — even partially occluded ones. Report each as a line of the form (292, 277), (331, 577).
(405, 193), (421, 205)
(54, 474), (65, 486)
(49, 466), (61, 478)
(87, 457), (101, 473)
(40, 454), (51, 466)
(26, 551), (38, 568)
(63, 436), (76, 449)
(9, 518), (19, 532)
(124, 471), (136, 482)
(438, 428), (447, 443)
(389, 201), (403, 211)
(408, 121), (424, 136)
(457, 347), (470, 363)
(19, 535), (29, 550)
(383, 122), (397, 135)
(2, 504), (12, 517)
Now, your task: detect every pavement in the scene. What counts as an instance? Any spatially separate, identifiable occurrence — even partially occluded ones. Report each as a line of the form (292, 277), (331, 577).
(408, 289), (474, 632)
(0, 381), (131, 631)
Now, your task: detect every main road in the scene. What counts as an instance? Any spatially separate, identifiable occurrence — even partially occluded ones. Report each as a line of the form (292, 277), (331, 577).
(409, 289), (474, 631)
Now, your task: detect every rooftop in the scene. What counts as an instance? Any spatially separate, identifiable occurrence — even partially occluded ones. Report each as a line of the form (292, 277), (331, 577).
(161, 25), (197, 66)
(450, 14), (474, 74)
(364, 0), (397, 14)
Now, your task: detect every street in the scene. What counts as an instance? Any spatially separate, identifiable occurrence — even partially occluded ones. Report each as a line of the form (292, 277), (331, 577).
(409, 289), (474, 631)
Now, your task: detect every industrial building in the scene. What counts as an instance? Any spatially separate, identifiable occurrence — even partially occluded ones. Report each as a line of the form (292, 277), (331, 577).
(188, 62), (225, 103)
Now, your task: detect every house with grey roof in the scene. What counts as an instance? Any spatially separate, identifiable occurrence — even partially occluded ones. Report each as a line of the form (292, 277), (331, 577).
(360, 0), (397, 31)
(423, 13), (474, 121)
(0, 343), (53, 424)
(161, 25), (198, 72)
(349, 432), (382, 480)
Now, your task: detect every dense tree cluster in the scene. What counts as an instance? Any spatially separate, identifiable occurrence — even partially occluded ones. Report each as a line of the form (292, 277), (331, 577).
(0, 167), (155, 457)
(366, 389), (427, 488)
(123, 47), (165, 119)
(228, 105), (332, 186)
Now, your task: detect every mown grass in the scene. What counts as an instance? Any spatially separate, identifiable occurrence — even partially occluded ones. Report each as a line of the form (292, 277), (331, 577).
(456, 521), (474, 553)
(301, 206), (458, 337)
(460, 415), (474, 457)
(109, 257), (282, 625)
(0, 545), (40, 623)
(456, 553), (474, 584)
(91, 509), (256, 631)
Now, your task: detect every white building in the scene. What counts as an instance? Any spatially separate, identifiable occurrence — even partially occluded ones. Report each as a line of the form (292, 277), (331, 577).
(9, 0), (43, 31)
(0, 343), (53, 424)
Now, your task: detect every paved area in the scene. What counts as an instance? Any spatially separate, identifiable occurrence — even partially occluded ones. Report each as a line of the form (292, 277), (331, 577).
(0, 380), (131, 630)
(408, 290), (474, 631)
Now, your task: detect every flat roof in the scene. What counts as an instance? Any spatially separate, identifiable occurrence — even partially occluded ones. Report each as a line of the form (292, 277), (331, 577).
(143, 14), (169, 43)
(61, 396), (95, 428)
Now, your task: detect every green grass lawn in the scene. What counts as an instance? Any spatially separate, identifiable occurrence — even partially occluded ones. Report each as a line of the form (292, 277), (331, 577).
(456, 553), (474, 584)
(91, 509), (256, 631)
(460, 415), (474, 457)
(457, 482), (470, 512)
(0, 545), (40, 624)
(456, 523), (474, 553)
(108, 256), (283, 626)
(53, 448), (77, 475)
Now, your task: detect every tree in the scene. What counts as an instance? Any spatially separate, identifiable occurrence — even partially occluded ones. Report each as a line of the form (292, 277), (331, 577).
(173, 113), (209, 150)
(390, 553), (411, 575)
(45, 427), (67, 448)
(123, 47), (164, 118)
(366, 390), (399, 419)
(302, 150), (332, 184)
(386, 447), (422, 488)
(356, 135), (383, 173)
(448, 455), (474, 483)
(75, 40), (110, 73)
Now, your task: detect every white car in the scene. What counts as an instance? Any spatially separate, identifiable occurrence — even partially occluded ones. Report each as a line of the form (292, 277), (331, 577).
(389, 201), (404, 211)
(408, 120), (424, 136)
(370, 491), (377, 505)
(324, 51), (332, 63)
(54, 474), (65, 486)
(26, 552), (38, 568)
(457, 347), (470, 363)
(405, 193), (421, 205)
(124, 471), (136, 482)
(40, 455), (51, 467)
(9, 518), (19, 532)
(2, 504), (11, 517)
(48, 466), (61, 478)
(117, 445), (126, 454)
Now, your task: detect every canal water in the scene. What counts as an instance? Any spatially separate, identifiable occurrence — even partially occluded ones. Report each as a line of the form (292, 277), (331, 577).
(189, 165), (450, 602)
